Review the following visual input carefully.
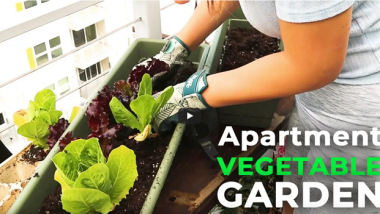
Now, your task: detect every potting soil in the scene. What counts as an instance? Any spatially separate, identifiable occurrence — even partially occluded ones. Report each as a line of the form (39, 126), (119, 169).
(22, 145), (48, 164)
(220, 27), (281, 72)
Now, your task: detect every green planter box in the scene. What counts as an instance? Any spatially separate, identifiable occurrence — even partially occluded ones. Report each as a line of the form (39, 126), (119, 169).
(231, 6), (246, 20)
(8, 38), (209, 214)
(205, 19), (282, 128)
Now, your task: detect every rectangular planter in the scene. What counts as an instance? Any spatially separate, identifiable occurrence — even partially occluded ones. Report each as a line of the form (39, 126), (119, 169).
(231, 6), (246, 20)
(8, 38), (209, 214)
(204, 19), (283, 128)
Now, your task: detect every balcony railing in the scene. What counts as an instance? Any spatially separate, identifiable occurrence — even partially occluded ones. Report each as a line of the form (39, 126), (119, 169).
(0, 0), (172, 155)
(68, 4), (105, 31)
(74, 39), (111, 69)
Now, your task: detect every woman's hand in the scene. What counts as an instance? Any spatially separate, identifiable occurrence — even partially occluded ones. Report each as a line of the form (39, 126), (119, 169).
(153, 70), (211, 133)
(133, 36), (191, 83)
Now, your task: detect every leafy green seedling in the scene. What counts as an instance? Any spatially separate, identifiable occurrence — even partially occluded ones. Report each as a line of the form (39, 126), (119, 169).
(110, 74), (174, 142)
(52, 138), (138, 214)
(17, 89), (62, 149)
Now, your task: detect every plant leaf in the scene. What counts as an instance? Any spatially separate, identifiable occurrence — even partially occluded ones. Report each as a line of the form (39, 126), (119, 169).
(61, 188), (114, 214)
(64, 139), (86, 160)
(130, 95), (155, 130)
(52, 152), (80, 181)
(134, 124), (151, 142)
(34, 110), (62, 125)
(27, 101), (38, 121)
(54, 170), (73, 193)
(138, 73), (152, 96)
(74, 163), (112, 195)
(42, 96), (57, 111)
(80, 138), (106, 170)
(106, 145), (138, 204)
(151, 86), (174, 118)
(17, 121), (50, 149)
(34, 89), (56, 107)
(13, 109), (28, 128)
(109, 97), (142, 132)
(79, 163), (89, 172)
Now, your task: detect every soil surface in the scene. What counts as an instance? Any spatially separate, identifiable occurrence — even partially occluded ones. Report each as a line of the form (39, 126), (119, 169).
(170, 62), (197, 85)
(220, 27), (281, 72)
(39, 134), (172, 214)
(154, 62), (197, 92)
(22, 145), (49, 164)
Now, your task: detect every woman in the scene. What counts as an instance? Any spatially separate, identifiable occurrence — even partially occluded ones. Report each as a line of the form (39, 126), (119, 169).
(149, 1), (380, 213)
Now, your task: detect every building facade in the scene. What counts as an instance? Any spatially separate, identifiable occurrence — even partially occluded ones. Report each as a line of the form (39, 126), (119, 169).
(0, 0), (135, 154)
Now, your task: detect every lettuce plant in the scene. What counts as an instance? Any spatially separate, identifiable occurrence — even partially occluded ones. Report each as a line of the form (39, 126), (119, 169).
(85, 85), (122, 155)
(17, 89), (63, 149)
(52, 138), (138, 214)
(47, 118), (78, 150)
(110, 74), (174, 141)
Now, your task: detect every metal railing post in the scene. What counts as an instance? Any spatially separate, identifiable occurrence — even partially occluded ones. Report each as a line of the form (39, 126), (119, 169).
(132, 0), (162, 39)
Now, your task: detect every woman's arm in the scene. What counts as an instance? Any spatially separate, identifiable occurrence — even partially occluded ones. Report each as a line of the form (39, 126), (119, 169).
(176, 0), (240, 51)
(202, 7), (353, 108)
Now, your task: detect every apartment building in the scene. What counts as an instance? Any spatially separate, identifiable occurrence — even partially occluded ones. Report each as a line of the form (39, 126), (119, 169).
(0, 0), (134, 154)
(0, 0), (207, 155)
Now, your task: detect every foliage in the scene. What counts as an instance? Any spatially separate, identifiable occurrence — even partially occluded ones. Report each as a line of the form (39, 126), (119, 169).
(52, 138), (138, 214)
(128, 58), (169, 96)
(47, 118), (78, 150)
(110, 74), (174, 142)
(13, 109), (28, 128)
(84, 85), (123, 156)
(17, 89), (62, 149)
(59, 59), (171, 155)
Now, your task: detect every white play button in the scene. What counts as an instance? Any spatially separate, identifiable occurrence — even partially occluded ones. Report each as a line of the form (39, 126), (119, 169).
(178, 108), (201, 124)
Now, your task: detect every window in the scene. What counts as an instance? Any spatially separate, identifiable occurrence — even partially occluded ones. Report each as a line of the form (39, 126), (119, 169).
(21, 0), (49, 11)
(33, 36), (63, 66)
(24, 0), (37, 9)
(43, 77), (69, 96)
(0, 113), (5, 126)
(73, 24), (97, 47)
(78, 62), (101, 84)
(45, 84), (55, 91)
(58, 77), (70, 95)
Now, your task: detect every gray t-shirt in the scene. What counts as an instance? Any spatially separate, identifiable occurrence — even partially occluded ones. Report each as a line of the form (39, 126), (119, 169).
(239, 0), (380, 85)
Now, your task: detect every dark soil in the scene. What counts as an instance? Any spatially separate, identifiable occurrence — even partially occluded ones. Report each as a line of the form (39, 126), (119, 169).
(39, 134), (172, 214)
(22, 145), (49, 164)
(154, 61), (197, 92)
(110, 135), (172, 214)
(220, 27), (281, 72)
(170, 62), (197, 85)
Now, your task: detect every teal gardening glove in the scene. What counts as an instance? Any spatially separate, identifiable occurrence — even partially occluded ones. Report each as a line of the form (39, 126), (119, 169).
(153, 69), (211, 134)
(134, 36), (191, 82)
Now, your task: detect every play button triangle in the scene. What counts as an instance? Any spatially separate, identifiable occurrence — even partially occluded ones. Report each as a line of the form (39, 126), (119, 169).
(187, 112), (193, 119)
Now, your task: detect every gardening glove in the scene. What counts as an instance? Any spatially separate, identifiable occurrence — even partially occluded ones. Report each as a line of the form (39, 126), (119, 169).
(134, 36), (191, 82)
(153, 69), (211, 134)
